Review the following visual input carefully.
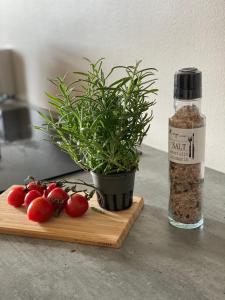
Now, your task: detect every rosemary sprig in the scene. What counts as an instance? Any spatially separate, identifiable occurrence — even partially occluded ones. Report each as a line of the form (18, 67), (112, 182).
(36, 58), (158, 175)
(91, 207), (106, 214)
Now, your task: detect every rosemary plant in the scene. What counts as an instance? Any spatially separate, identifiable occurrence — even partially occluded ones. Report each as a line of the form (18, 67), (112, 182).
(36, 58), (158, 175)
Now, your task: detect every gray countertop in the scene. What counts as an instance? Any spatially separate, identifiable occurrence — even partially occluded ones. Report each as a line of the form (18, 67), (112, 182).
(0, 145), (225, 300)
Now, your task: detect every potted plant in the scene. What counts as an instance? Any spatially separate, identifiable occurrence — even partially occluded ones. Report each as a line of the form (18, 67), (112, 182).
(37, 58), (158, 211)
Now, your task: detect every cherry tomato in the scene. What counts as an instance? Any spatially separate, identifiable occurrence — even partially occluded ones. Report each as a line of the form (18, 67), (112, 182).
(44, 182), (57, 197)
(27, 197), (54, 222)
(47, 187), (69, 210)
(7, 186), (27, 207)
(24, 190), (42, 208)
(27, 181), (45, 194)
(65, 194), (89, 217)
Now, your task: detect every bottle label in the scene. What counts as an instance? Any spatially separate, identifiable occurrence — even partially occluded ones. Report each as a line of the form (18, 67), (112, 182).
(169, 126), (205, 164)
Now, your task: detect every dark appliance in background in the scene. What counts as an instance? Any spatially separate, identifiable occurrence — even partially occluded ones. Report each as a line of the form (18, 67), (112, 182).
(0, 100), (82, 192)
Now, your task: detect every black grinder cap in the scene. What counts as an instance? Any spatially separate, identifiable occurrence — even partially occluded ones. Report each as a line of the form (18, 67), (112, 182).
(174, 67), (202, 100)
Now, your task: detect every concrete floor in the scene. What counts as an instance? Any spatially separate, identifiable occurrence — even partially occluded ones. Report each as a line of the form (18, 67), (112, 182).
(0, 145), (224, 300)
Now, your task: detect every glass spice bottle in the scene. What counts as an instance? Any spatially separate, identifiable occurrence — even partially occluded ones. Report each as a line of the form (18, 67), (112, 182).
(168, 68), (206, 229)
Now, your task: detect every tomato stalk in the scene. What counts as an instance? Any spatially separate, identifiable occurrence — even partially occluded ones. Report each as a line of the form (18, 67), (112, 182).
(58, 179), (103, 201)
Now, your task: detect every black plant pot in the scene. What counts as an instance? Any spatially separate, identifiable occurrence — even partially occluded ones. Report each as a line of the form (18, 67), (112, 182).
(90, 171), (135, 211)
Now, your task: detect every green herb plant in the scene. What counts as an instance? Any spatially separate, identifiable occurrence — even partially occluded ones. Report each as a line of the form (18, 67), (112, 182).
(37, 58), (158, 175)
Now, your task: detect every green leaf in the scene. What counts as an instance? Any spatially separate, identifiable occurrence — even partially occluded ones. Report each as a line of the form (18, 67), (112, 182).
(36, 59), (158, 174)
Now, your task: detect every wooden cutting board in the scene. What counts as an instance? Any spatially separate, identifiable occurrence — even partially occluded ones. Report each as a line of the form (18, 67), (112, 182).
(0, 186), (144, 248)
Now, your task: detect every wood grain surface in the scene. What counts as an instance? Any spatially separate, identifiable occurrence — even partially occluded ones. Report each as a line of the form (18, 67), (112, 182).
(0, 186), (144, 248)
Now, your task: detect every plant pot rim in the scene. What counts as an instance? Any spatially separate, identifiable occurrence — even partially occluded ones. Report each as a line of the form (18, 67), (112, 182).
(90, 170), (136, 178)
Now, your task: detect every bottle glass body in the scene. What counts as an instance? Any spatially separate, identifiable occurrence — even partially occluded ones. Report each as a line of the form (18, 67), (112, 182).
(168, 98), (206, 229)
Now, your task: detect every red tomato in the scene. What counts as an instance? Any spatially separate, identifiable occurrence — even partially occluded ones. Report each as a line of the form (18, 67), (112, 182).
(65, 194), (89, 217)
(27, 181), (45, 194)
(7, 186), (27, 207)
(47, 187), (69, 210)
(27, 197), (54, 222)
(24, 190), (42, 208)
(44, 182), (57, 197)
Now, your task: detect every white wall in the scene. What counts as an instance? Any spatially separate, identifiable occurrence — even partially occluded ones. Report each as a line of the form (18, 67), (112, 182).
(0, 0), (225, 173)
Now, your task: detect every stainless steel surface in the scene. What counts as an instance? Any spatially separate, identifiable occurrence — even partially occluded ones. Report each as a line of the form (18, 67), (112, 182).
(0, 145), (224, 300)
(0, 49), (16, 97)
